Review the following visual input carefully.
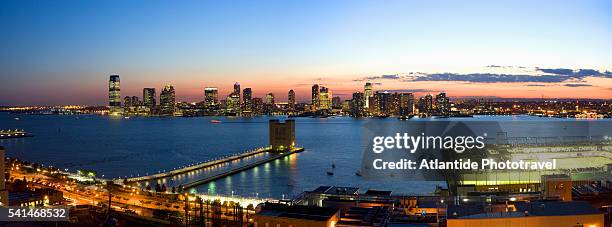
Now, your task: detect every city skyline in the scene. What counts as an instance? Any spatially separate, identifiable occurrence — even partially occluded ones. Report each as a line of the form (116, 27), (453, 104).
(1, 0), (612, 105)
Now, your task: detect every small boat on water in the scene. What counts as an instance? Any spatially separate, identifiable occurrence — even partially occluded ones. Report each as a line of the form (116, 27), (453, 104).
(355, 171), (362, 176)
(326, 171), (334, 176)
(14, 118), (19, 120)
(210, 120), (221, 123)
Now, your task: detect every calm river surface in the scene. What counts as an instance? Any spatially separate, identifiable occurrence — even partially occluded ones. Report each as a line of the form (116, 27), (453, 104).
(1, 112), (610, 198)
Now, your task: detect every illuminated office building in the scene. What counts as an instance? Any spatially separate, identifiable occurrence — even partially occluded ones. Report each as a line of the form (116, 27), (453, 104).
(399, 93), (415, 116)
(288, 90), (296, 111)
(204, 87), (218, 106)
(108, 75), (122, 115)
(243, 88), (252, 113)
(351, 92), (365, 117)
(143, 88), (156, 107)
(159, 84), (176, 115)
(233, 82), (241, 101)
(364, 82), (373, 109)
(319, 86), (332, 111)
(436, 92), (450, 116)
(311, 84), (320, 111)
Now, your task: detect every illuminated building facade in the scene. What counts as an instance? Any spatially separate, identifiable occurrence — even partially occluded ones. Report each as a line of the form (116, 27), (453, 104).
(159, 84), (175, 116)
(108, 75), (122, 115)
(311, 84), (320, 111)
(143, 88), (156, 107)
(204, 87), (218, 106)
(288, 89), (296, 111)
(242, 88), (252, 114)
(351, 92), (365, 117)
(364, 82), (373, 109)
(319, 86), (332, 111)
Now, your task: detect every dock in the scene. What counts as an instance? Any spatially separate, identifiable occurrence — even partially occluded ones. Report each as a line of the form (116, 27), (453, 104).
(126, 147), (271, 182)
(182, 147), (304, 189)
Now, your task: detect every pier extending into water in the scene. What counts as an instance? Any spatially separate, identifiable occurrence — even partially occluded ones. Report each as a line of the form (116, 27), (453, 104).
(183, 147), (304, 189)
(126, 147), (271, 182)
(125, 147), (304, 185)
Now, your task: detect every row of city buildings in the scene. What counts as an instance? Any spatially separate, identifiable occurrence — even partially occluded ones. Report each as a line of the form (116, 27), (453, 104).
(106, 74), (611, 118)
(107, 75), (452, 117)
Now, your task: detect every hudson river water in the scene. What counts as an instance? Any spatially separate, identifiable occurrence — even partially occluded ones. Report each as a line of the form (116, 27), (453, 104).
(1, 112), (610, 199)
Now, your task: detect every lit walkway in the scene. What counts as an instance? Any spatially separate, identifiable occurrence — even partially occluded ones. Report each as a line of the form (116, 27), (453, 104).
(125, 147), (272, 183)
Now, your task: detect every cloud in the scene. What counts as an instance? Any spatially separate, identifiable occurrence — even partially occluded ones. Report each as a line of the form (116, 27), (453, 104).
(526, 84), (547, 87)
(564, 84), (593, 87)
(537, 68), (574, 75)
(354, 74), (400, 81)
(353, 68), (612, 84)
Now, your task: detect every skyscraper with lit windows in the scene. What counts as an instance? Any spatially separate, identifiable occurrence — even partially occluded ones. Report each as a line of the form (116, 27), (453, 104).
(143, 88), (156, 107)
(288, 90), (296, 111)
(243, 88), (252, 113)
(108, 75), (122, 115)
(311, 84), (320, 111)
(160, 84), (176, 116)
(204, 87), (218, 106)
(364, 82), (373, 109)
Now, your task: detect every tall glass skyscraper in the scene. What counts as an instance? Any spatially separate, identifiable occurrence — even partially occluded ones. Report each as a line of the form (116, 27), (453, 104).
(143, 88), (156, 107)
(243, 88), (252, 113)
(159, 84), (175, 116)
(364, 82), (373, 109)
(311, 84), (320, 111)
(108, 75), (122, 115)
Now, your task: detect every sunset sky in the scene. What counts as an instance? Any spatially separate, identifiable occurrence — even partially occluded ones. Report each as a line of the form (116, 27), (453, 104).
(1, 0), (611, 105)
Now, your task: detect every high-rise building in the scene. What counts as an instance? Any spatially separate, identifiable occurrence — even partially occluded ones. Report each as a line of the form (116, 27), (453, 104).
(266, 93), (275, 104)
(436, 92), (450, 116)
(226, 93), (241, 114)
(252, 97), (264, 115)
(311, 84), (320, 111)
(364, 82), (373, 109)
(332, 96), (341, 109)
(399, 93), (415, 116)
(351, 92), (365, 117)
(425, 94), (434, 115)
(319, 86), (332, 110)
(204, 87), (218, 106)
(243, 88), (253, 113)
(160, 84), (176, 115)
(288, 90), (296, 111)
(233, 82), (241, 101)
(108, 75), (122, 115)
(143, 88), (156, 107)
